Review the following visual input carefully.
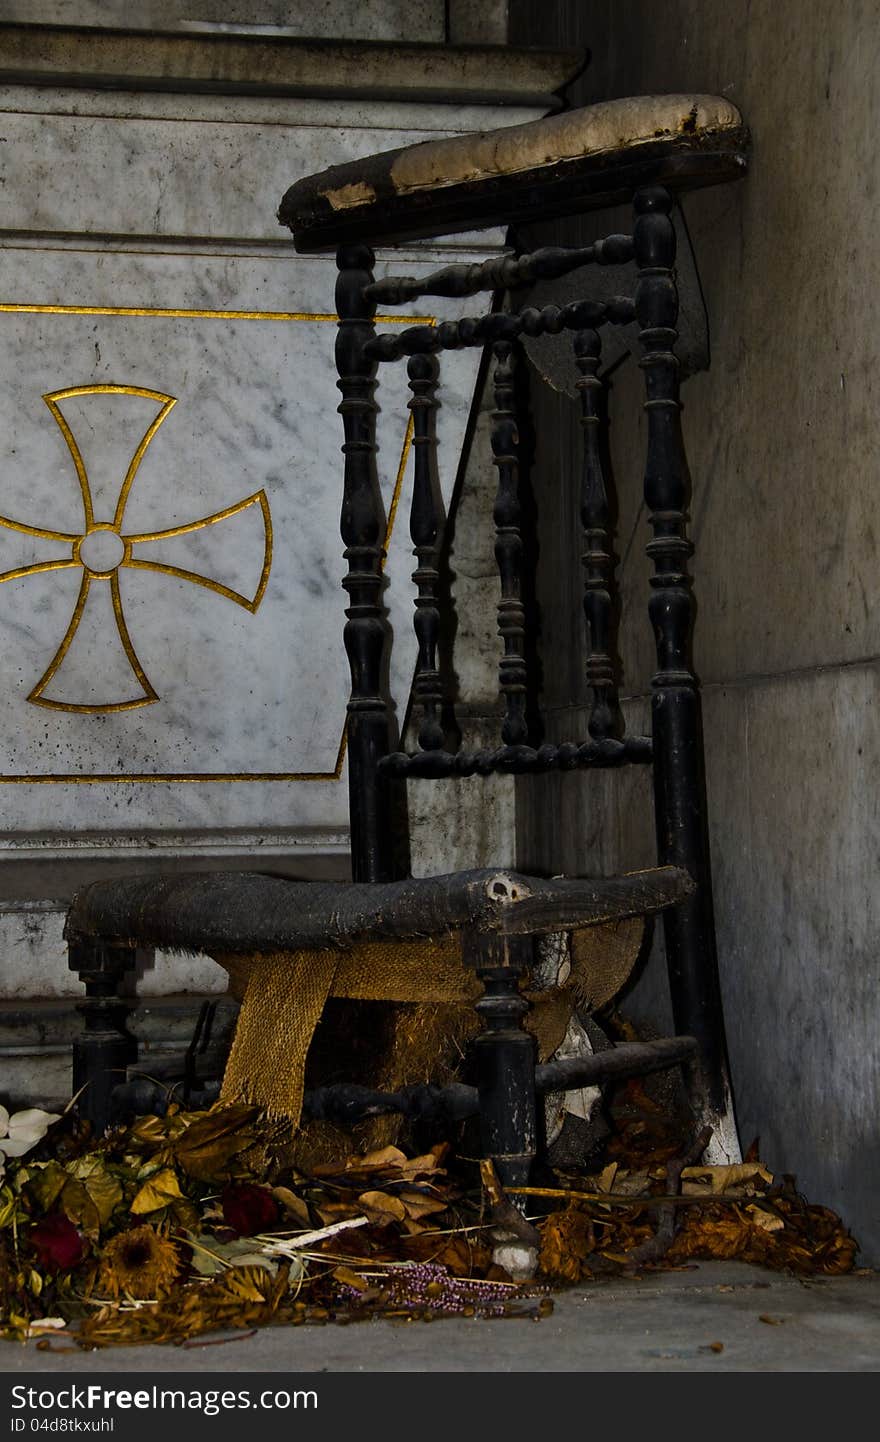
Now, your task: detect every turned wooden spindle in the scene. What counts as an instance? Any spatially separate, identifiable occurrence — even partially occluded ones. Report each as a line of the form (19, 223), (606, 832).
(364, 235), (634, 305)
(407, 352), (445, 752)
(466, 928), (537, 1192)
(634, 185), (733, 1122)
(336, 243), (396, 881)
(491, 335), (529, 748)
(364, 296), (635, 363)
(575, 327), (624, 741)
(68, 940), (137, 1135)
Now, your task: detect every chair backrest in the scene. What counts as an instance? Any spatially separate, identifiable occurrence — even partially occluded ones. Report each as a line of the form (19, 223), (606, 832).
(280, 95), (749, 1124)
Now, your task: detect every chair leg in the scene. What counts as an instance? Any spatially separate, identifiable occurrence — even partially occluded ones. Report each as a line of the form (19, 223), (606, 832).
(466, 930), (540, 1279)
(466, 930), (537, 1190)
(68, 940), (138, 1135)
(634, 183), (740, 1163)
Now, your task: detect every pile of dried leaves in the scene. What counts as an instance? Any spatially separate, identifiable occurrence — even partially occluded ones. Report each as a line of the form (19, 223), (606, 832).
(0, 1083), (859, 1350)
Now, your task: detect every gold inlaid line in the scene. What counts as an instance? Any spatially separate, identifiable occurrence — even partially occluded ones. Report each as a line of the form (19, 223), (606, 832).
(111, 388), (178, 528)
(27, 571), (92, 709)
(108, 570), (159, 712)
(0, 514), (80, 544)
(0, 305), (431, 324)
(42, 391), (95, 528)
(126, 559), (260, 612)
(0, 559), (79, 584)
(0, 768), (344, 783)
(124, 490), (273, 613)
(125, 489), (267, 544)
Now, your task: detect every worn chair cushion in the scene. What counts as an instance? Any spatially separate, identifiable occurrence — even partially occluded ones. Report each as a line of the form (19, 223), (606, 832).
(216, 924), (644, 1125)
(280, 93), (747, 249)
(64, 865), (692, 955)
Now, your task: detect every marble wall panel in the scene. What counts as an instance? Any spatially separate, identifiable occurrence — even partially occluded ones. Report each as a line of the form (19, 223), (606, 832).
(0, 240), (493, 836)
(0, 82), (541, 859)
(0, 99), (537, 244)
(0, 901), (227, 999)
(0, 85), (542, 136)
(3, 2), (447, 42)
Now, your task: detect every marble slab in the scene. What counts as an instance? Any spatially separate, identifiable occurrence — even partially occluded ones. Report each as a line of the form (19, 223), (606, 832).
(1, 1), (446, 42)
(0, 98), (538, 245)
(0, 239), (498, 837)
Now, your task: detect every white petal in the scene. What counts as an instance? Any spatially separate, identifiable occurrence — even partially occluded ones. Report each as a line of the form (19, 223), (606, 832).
(0, 1104), (8, 1137)
(7, 1109), (60, 1140)
(0, 1136), (42, 1156)
(26, 1319), (67, 1337)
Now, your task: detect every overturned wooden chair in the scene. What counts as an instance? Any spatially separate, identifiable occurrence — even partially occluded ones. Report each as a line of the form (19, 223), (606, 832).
(65, 95), (749, 1207)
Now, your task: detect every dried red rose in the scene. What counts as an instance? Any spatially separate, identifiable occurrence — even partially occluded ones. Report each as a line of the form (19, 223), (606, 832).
(221, 1183), (279, 1236)
(30, 1214), (85, 1271)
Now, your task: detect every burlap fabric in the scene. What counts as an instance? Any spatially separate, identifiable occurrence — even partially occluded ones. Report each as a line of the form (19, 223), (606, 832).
(215, 917), (644, 1126)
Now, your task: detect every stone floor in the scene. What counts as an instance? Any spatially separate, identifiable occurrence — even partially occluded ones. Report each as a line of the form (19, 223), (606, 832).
(1, 1262), (878, 1373)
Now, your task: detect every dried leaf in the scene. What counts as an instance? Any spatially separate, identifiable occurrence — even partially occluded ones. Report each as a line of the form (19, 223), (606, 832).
(188, 1235), (278, 1278)
(745, 1205), (784, 1234)
(127, 1114), (175, 1150)
(314, 1200), (362, 1224)
(681, 1163), (774, 1197)
(332, 1265), (369, 1292)
(399, 1153), (446, 1178)
(67, 1157), (123, 1229)
(397, 1188), (449, 1221)
(171, 1106), (259, 1182)
(310, 1146), (407, 1178)
(357, 1191), (407, 1225)
(355, 1146), (408, 1170)
(23, 1162), (69, 1215)
(401, 1217), (428, 1236)
(130, 1168), (184, 1216)
(271, 1187), (311, 1228)
(0, 1184), (21, 1229)
(218, 1265), (280, 1305)
(479, 1159), (504, 1206)
(316, 1145), (445, 1184)
(168, 1198), (202, 1236)
(56, 1176), (102, 1237)
(593, 1164), (618, 1193)
(610, 1168), (652, 1197)
(539, 1210), (595, 1283)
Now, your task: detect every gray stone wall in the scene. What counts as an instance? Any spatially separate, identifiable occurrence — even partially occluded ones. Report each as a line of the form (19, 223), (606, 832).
(1, 2), (508, 45)
(510, 0), (880, 1260)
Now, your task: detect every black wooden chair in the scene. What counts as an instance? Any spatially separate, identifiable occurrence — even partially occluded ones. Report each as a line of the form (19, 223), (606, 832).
(65, 94), (749, 1215)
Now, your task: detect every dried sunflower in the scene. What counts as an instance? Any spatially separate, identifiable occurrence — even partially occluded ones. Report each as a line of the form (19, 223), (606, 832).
(98, 1225), (181, 1300)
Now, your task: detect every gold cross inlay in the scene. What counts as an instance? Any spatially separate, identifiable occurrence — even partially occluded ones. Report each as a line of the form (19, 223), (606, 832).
(0, 384), (272, 713)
